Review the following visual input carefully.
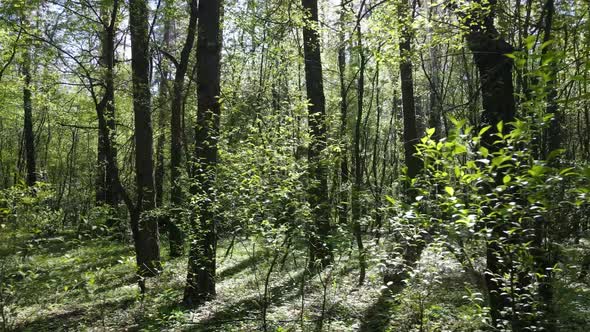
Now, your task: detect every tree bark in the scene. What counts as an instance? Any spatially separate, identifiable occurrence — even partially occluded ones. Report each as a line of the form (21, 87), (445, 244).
(96, 1), (119, 208)
(542, 0), (560, 158)
(399, 0), (421, 183)
(462, 0), (517, 327)
(155, 17), (170, 209)
(301, 0), (332, 269)
(154, 4), (171, 251)
(184, 0), (222, 305)
(534, 0), (557, 329)
(22, 45), (36, 187)
(168, 0), (199, 258)
(129, 0), (161, 276)
(426, 4), (443, 140)
(337, 0), (349, 227)
(352, 21), (366, 285)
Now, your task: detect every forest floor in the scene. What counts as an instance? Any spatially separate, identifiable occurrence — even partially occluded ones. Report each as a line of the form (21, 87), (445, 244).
(1, 229), (590, 331)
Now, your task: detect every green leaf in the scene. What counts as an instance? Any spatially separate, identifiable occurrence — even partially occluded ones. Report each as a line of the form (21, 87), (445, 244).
(525, 35), (536, 50)
(385, 195), (396, 205)
(478, 125), (491, 137)
(547, 149), (565, 161)
(496, 121), (504, 134)
(453, 144), (467, 155)
(559, 167), (576, 176)
(445, 186), (455, 196)
(426, 127), (435, 136)
(540, 39), (554, 50)
(492, 155), (511, 167)
(528, 165), (548, 177)
(503, 175), (511, 184)
(479, 146), (489, 158)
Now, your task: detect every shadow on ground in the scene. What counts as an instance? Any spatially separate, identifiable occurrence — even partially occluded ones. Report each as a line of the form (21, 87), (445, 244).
(17, 297), (135, 332)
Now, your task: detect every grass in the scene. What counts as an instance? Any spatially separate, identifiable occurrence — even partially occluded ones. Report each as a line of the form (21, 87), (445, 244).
(1, 229), (589, 331)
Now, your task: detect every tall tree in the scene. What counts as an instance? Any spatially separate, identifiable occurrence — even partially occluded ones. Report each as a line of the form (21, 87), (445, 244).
(398, 0), (421, 182)
(167, 0), (199, 258)
(337, 0), (350, 227)
(129, 0), (161, 277)
(460, 0), (517, 327)
(19, 8), (36, 187)
(542, 0), (560, 158)
(184, 0), (223, 305)
(96, 0), (119, 207)
(352, 5), (367, 284)
(155, 12), (171, 211)
(22, 43), (36, 187)
(301, 0), (332, 268)
(533, 0), (558, 329)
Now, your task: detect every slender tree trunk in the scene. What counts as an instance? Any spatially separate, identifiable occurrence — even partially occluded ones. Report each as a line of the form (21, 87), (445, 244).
(168, 0), (199, 258)
(155, 19), (170, 209)
(129, 0), (161, 276)
(534, 0), (557, 329)
(542, 0), (560, 158)
(301, 0), (332, 269)
(426, 4), (443, 140)
(155, 7), (171, 248)
(399, 0), (421, 182)
(22, 45), (36, 187)
(352, 22), (366, 285)
(96, 3), (119, 208)
(337, 0), (349, 227)
(372, 62), (384, 236)
(184, 0), (223, 305)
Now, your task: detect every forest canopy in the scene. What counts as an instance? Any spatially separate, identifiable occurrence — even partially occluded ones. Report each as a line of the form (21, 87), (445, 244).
(0, 0), (589, 331)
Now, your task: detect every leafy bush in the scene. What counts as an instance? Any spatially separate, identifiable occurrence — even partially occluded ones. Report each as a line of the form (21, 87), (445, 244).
(411, 119), (590, 329)
(0, 183), (62, 236)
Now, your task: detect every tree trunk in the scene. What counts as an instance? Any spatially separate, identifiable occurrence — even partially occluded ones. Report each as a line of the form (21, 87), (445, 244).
(96, 3), (119, 208)
(168, 0), (199, 258)
(426, 4), (443, 140)
(352, 21), (366, 285)
(155, 6), (171, 249)
(462, 0), (517, 327)
(155, 31), (169, 210)
(301, 0), (332, 269)
(129, 0), (161, 276)
(22, 46), (36, 187)
(535, 0), (557, 329)
(542, 0), (560, 158)
(337, 0), (349, 227)
(184, 0), (222, 305)
(399, 0), (421, 182)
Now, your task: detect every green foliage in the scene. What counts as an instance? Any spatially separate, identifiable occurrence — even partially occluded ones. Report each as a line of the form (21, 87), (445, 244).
(0, 183), (62, 235)
(0, 0), (589, 330)
(412, 121), (590, 329)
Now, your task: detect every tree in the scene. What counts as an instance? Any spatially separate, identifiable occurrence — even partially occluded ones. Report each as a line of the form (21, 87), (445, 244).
(352, 2), (367, 285)
(22, 43), (36, 187)
(460, 0), (517, 327)
(337, 0), (350, 227)
(301, 0), (332, 269)
(167, 0), (199, 258)
(184, 0), (223, 305)
(96, 0), (120, 208)
(129, 0), (161, 277)
(20, 11), (36, 187)
(154, 8), (171, 213)
(541, 0), (560, 158)
(399, 0), (421, 182)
